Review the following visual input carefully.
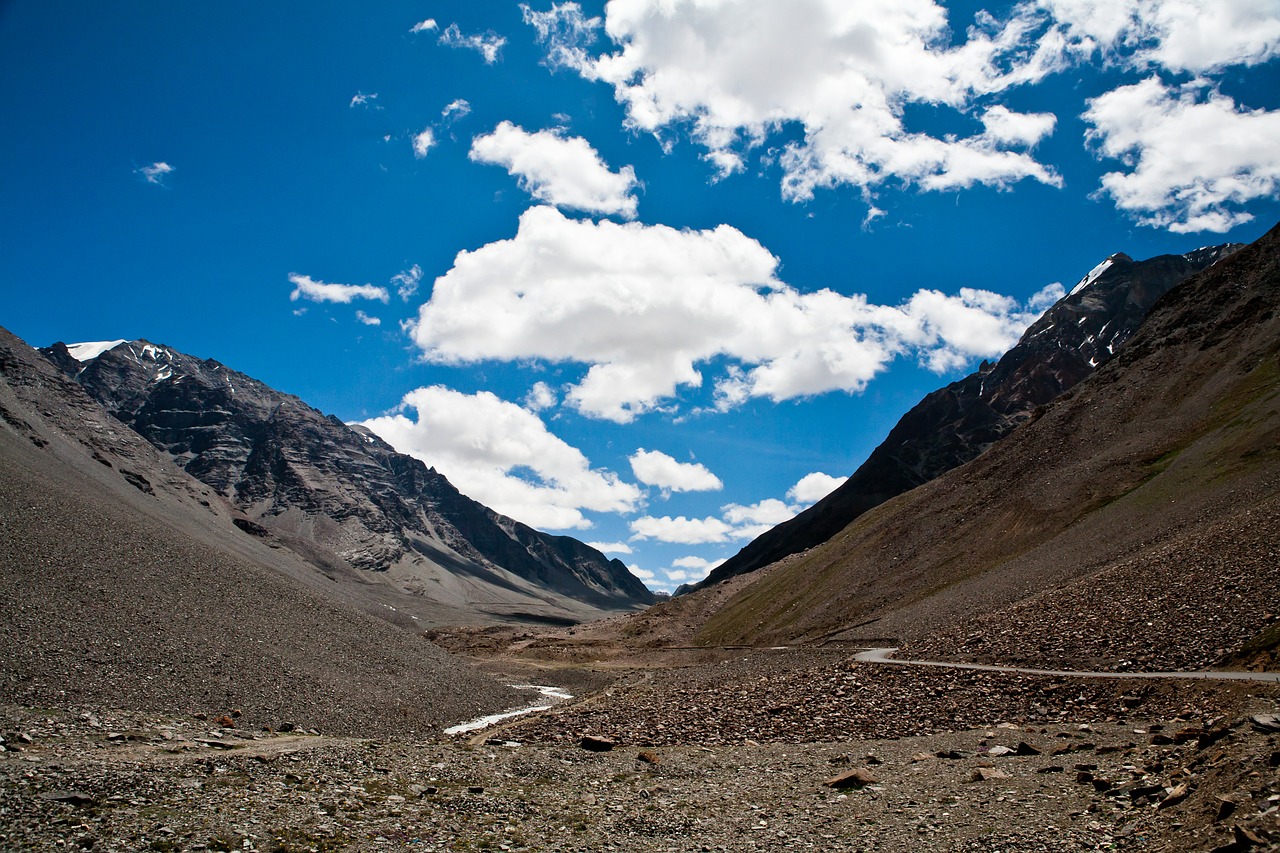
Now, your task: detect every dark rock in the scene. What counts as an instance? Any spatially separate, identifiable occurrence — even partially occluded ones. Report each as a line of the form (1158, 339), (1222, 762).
(580, 735), (616, 752)
(40, 790), (96, 807)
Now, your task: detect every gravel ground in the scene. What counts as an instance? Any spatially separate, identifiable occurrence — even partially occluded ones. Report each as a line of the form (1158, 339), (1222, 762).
(3, 644), (1278, 852)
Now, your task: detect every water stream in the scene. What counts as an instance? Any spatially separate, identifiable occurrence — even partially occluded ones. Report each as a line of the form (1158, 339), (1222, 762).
(443, 684), (573, 736)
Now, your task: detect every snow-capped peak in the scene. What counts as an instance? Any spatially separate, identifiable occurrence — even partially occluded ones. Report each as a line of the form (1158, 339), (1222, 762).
(65, 340), (127, 362)
(1069, 257), (1114, 296)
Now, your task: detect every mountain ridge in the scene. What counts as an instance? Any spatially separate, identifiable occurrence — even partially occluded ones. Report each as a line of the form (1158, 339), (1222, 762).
(40, 337), (654, 620)
(697, 241), (1243, 590)
(691, 223), (1280, 660)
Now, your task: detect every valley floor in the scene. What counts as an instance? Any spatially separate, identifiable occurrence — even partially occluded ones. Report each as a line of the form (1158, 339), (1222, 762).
(3, 646), (1278, 852)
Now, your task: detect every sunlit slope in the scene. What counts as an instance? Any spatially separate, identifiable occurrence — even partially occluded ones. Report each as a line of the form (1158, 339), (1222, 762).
(698, 223), (1280, 655)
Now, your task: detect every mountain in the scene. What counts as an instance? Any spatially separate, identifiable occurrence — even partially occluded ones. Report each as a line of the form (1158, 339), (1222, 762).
(0, 326), (523, 734)
(39, 339), (654, 622)
(697, 242), (1242, 589)
(693, 223), (1280, 668)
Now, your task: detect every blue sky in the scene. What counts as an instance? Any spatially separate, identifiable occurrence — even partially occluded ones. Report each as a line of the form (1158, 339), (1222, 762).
(3, 1), (1279, 592)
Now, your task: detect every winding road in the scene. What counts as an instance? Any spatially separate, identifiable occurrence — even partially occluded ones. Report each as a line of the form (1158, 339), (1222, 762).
(854, 647), (1280, 683)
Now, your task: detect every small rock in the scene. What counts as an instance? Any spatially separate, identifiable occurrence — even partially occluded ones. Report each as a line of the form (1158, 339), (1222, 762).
(1157, 782), (1190, 810)
(1250, 713), (1280, 734)
(987, 746), (1015, 757)
(1214, 797), (1237, 822)
(467, 786), (485, 794)
(39, 790), (96, 808)
(969, 767), (1011, 782)
(637, 751), (660, 765)
(580, 735), (616, 752)
(823, 768), (878, 789)
(1014, 741), (1041, 756)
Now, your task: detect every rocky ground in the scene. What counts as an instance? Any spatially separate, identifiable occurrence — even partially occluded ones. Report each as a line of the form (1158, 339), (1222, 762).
(2, 647), (1277, 852)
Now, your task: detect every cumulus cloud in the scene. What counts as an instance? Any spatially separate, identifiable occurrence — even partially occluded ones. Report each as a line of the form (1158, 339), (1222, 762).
(392, 264), (423, 301)
(552, 0), (1064, 199)
(135, 162), (174, 185)
(523, 381), (558, 412)
(407, 206), (1062, 422)
(412, 128), (436, 159)
(410, 18), (438, 34)
(1083, 78), (1280, 233)
(439, 23), (506, 64)
(628, 564), (655, 581)
(360, 386), (642, 530)
(629, 449), (723, 493)
(355, 310), (381, 326)
(288, 273), (390, 304)
(349, 91), (379, 109)
(629, 515), (736, 544)
(629, 468), (858, 547)
(587, 541), (633, 554)
(469, 122), (640, 217)
(788, 472), (847, 505)
(1041, 0), (1280, 72)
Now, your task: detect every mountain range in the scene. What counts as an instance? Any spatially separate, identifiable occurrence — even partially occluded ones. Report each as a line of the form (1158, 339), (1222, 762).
(696, 242), (1243, 591)
(681, 223), (1279, 669)
(35, 339), (654, 626)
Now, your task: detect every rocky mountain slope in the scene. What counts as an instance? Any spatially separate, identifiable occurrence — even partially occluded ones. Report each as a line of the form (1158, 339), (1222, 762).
(0, 326), (522, 735)
(699, 243), (1241, 589)
(692, 224), (1280, 663)
(39, 338), (653, 622)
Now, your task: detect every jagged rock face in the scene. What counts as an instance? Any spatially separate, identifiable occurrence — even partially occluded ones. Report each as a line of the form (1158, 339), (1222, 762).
(42, 341), (653, 608)
(700, 243), (1242, 589)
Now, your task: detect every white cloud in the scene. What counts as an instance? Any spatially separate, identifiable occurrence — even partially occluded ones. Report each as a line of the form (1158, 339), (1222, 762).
(629, 515), (736, 544)
(360, 386), (642, 530)
(628, 564), (655, 580)
(980, 105), (1057, 146)
(557, 0), (1064, 200)
(439, 23), (506, 64)
(587, 541), (633, 555)
(136, 162), (174, 185)
(721, 498), (796, 527)
(1083, 78), (1280, 233)
(629, 449), (723, 492)
(523, 381), (558, 412)
(442, 99), (472, 122)
(469, 122), (640, 218)
(659, 555), (724, 585)
(788, 472), (847, 505)
(355, 310), (381, 326)
(522, 2), (603, 69)
(407, 206), (1061, 422)
(410, 18), (438, 33)
(1040, 0), (1280, 73)
(413, 128), (436, 159)
(288, 273), (390, 304)
(350, 91), (379, 109)
(392, 264), (423, 301)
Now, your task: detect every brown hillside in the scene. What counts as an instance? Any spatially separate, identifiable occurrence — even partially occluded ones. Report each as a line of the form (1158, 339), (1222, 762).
(696, 223), (1280, 668)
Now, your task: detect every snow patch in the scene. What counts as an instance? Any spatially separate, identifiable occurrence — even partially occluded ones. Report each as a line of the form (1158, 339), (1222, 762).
(65, 340), (127, 362)
(1070, 257), (1114, 296)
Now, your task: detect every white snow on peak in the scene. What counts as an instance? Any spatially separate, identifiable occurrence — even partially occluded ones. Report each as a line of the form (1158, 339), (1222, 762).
(1070, 257), (1114, 296)
(138, 343), (169, 361)
(65, 340), (127, 362)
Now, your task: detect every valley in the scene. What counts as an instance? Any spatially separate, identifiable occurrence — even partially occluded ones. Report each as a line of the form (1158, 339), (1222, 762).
(2, 226), (1278, 851)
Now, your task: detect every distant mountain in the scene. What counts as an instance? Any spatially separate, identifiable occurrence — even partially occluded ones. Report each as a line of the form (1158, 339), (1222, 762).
(0, 326), (523, 734)
(696, 242), (1242, 590)
(694, 223), (1280, 665)
(40, 339), (654, 619)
